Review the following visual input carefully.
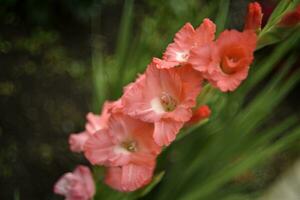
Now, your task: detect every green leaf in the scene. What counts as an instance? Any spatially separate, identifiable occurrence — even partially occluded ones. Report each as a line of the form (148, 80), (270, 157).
(134, 171), (165, 198)
(215, 0), (230, 35)
(267, 0), (292, 25)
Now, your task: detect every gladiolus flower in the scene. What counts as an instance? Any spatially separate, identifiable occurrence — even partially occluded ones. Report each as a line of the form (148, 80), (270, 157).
(69, 100), (120, 153)
(122, 62), (202, 146)
(244, 2), (263, 31)
(84, 112), (161, 166)
(105, 163), (155, 192)
(190, 30), (257, 92)
(278, 5), (300, 27)
(187, 105), (211, 125)
(54, 165), (95, 200)
(156, 18), (216, 68)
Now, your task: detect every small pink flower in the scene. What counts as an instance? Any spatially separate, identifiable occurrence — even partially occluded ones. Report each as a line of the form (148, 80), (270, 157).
(156, 18), (216, 68)
(69, 100), (121, 153)
(54, 165), (95, 200)
(244, 2), (263, 31)
(84, 112), (161, 166)
(190, 30), (257, 92)
(122, 62), (202, 146)
(105, 163), (155, 192)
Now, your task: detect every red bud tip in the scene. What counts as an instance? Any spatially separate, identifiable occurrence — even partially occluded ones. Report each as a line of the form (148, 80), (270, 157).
(244, 2), (263, 32)
(187, 105), (211, 125)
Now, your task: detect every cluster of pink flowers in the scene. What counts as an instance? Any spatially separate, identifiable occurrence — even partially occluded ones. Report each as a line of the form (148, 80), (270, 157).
(54, 2), (263, 199)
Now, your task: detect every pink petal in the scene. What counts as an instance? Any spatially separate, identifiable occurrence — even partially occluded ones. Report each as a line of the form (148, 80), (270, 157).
(122, 75), (161, 123)
(164, 106), (193, 122)
(163, 23), (195, 64)
(131, 122), (161, 156)
(194, 18), (216, 45)
(105, 164), (155, 192)
(175, 65), (202, 107)
(69, 132), (90, 153)
(154, 120), (184, 146)
(73, 166), (95, 198)
(54, 173), (76, 196)
(121, 164), (154, 192)
(189, 43), (218, 74)
(85, 113), (103, 134)
(84, 131), (114, 165)
(152, 57), (179, 69)
(104, 167), (123, 191)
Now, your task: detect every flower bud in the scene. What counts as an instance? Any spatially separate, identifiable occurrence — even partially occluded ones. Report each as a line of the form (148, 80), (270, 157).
(244, 2), (263, 32)
(188, 105), (211, 125)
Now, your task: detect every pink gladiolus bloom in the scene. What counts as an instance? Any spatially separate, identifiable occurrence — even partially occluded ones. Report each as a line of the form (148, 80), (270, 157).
(190, 30), (257, 92)
(156, 18), (216, 68)
(68, 100), (121, 153)
(105, 163), (155, 192)
(122, 62), (202, 146)
(84, 112), (161, 166)
(54, 165), (95, 200)
(244, 2), (263, 31)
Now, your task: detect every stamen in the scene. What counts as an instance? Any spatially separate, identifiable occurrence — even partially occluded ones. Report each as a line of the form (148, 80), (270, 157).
(160, 92), (177, 112)
(176, 51), (189, 62)
(121, 140), (137, 152)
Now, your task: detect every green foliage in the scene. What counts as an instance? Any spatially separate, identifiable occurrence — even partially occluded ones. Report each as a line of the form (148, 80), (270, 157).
(90, 0), (300, 199)
(258, 0), (300, 49)
(215, 0), (230, 35)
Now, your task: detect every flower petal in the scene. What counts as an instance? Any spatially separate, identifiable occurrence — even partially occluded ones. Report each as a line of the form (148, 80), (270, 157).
(69, 132), (90, 153)
(84, 131), (114, 165)
(154, 120), (184, 146)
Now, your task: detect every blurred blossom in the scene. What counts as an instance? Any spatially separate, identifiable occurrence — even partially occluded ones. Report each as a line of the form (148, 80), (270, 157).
(54, 165), (95, 200)
(279, 5), (300, 27)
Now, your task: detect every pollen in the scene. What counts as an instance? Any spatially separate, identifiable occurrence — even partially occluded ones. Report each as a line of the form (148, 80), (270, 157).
(176, 51), (189, 62)
(121, 140), (138, 152)
(160, 92), (177, 112)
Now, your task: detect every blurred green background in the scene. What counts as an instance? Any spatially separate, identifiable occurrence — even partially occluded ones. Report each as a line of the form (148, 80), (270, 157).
(1, 0), (300, 199)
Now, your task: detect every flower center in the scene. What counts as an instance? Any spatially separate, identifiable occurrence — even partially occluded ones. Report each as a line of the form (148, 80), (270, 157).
(176, 51), (189, 62)
(220, 46), (245, 74)
(121, 140), (137, 152)
(160, 92), (177, 112)
(221, 56), (240, 74)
